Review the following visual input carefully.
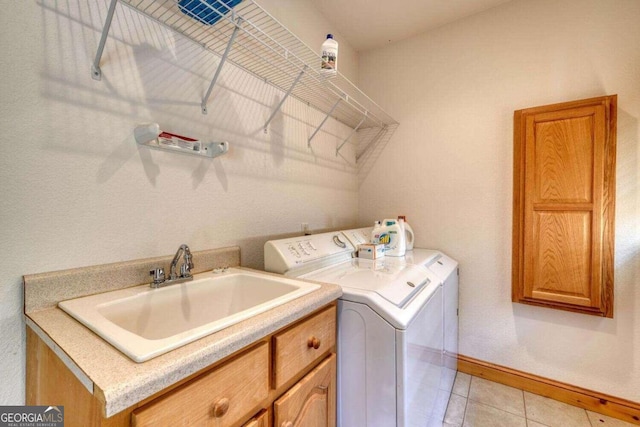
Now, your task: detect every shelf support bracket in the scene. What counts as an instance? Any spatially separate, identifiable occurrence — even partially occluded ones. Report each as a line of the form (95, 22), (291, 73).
(202, 17), (243, 114)
(307, 98), (342, 147)
(91, 0), (119, 81)
(264, 66), (306, 133)
(356, 125), (387, 162)
(336, 111), (368, 156)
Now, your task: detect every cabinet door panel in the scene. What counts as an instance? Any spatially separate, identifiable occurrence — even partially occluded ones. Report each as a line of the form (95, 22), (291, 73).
(527, 211), (593, 306)
(243, 409), (269, 427)
(274, 354), (336, 427)
(533, 110), (595, 203)
(513, 95), (615, 317)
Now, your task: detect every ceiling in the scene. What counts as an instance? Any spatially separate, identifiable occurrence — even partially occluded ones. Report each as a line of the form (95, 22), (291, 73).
(313, 0), (513, 51)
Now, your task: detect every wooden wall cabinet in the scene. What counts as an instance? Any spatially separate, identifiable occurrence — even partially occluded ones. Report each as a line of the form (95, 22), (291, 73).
(512, 95), (616, 317)
(27, 304), (337, 427)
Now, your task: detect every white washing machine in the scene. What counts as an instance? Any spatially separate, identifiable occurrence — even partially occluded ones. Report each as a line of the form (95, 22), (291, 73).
(265, 232), (448, 426)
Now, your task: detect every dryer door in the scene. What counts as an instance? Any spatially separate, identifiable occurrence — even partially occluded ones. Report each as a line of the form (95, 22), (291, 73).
(337, 300), (397, 427)
(397, 285), (447, 426)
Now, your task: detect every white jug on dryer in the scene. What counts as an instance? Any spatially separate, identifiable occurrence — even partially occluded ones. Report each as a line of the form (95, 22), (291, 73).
(398, 215), (415, 251)
(379, 219), (406, 257)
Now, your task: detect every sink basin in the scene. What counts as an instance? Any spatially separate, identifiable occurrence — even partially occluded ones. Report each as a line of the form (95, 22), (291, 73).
(58, 268), (320, 362)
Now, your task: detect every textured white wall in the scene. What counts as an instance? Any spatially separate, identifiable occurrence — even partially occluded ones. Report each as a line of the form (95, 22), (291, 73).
(0, 1), (359, 404)
(358, 0), (640, 401)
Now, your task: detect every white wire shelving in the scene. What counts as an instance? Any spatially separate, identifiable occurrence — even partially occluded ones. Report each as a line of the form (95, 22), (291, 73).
(92, 0), (398, 156)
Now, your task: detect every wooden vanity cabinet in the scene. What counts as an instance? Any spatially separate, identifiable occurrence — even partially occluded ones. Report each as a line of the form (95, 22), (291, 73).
(27, 303), (337, 427)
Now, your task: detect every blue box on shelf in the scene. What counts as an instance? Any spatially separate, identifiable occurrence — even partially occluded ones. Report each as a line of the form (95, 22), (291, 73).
(178, 0), (243, 25)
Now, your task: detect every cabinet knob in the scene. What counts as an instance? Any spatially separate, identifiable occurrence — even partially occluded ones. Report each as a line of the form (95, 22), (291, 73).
(212, 397), (229, 418)
(307, 336), (321, 349)
(281, 422), (293, 427)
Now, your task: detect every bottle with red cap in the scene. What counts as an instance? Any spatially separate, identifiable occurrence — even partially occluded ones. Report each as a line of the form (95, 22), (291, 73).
(398, 215), (415, 251)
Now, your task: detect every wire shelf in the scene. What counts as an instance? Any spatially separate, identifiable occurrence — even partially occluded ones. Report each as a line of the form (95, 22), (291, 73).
(94, 0), (398, 152)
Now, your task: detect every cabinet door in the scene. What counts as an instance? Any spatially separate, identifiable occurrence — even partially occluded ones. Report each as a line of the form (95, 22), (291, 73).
(243, 409), (269, 427)
(512, 95), (616, 317)
(273, 354), (336, 427)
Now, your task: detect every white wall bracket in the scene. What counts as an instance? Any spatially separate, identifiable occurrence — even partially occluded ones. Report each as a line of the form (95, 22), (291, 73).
(308, 98), (342, 148)
(263, 66), (307, 133)
(91, 0), (119, 81)
(336, 111), (368, 156)
(202, 16), (243, 115)
(355, 125), (387, 162)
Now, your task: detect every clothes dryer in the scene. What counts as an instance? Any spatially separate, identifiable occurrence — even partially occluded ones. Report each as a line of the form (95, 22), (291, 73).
(341, 227), (459, 371)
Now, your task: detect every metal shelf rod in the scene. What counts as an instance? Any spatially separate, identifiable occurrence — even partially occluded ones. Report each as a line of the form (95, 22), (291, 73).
(356, 125), (388, 161)
(91, 0), (119, 80)
(263, 66), (306, 133)
(201, 16), (243, 114)
(308, 98), (341, 147)
(336, 112), (368, 156)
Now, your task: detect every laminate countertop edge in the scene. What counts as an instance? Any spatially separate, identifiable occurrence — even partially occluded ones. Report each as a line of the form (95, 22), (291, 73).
(26, 271), (341, 418)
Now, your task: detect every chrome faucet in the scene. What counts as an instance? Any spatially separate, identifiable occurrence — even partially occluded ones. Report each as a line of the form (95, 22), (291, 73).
(170, 244), (193, 280)
(149, 244), (194, 288)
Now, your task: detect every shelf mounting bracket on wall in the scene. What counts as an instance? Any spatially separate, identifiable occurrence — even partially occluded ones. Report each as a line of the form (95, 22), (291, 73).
(263, 66), (307, 133)
(336, 111), (368, 156)
(202, 15), (243, 115)
(91, 0), (119, 81)
(307, 98), (342, 147)
(356, 125), (387, 162)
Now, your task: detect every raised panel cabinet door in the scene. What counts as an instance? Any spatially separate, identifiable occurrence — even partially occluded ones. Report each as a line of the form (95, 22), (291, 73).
(273, 354), (336, 427)
(513, 95), (616, 317)
(243, 409), (269, 427)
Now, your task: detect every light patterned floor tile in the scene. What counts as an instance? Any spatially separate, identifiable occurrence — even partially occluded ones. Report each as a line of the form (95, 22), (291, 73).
(463, 400), (527, 427)
(452, 372), (472, 397)
(427, 417), (461, 427)
(586, 410), (638, 426)
(444, 393), (467, 426)
(527, 420), (549, 427)
(469, 376), (525, 417)
(524, 392), (590, 427)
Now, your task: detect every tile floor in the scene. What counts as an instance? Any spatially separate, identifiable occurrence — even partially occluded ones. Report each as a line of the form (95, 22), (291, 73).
(442, 372), (637, 427)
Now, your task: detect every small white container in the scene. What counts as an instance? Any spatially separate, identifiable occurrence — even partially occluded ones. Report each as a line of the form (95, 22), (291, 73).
(320, 34), (338, 76)
(358, 244), (385, 260)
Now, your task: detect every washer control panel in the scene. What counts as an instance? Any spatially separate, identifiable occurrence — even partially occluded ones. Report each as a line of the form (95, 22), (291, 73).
(264, 231), (355, 274)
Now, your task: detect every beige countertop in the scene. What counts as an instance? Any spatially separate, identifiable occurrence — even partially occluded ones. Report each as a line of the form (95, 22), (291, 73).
(24, 247), (341, 418)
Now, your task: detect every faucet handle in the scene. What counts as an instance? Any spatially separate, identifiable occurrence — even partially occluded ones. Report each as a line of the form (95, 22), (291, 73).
(180, 263), (192, 278)
(149, 267), (165, 286)
(184, 247), (194, 270)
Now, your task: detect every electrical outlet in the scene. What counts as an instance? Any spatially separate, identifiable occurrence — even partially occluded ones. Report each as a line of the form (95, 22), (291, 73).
(301, 223), (309, 235)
